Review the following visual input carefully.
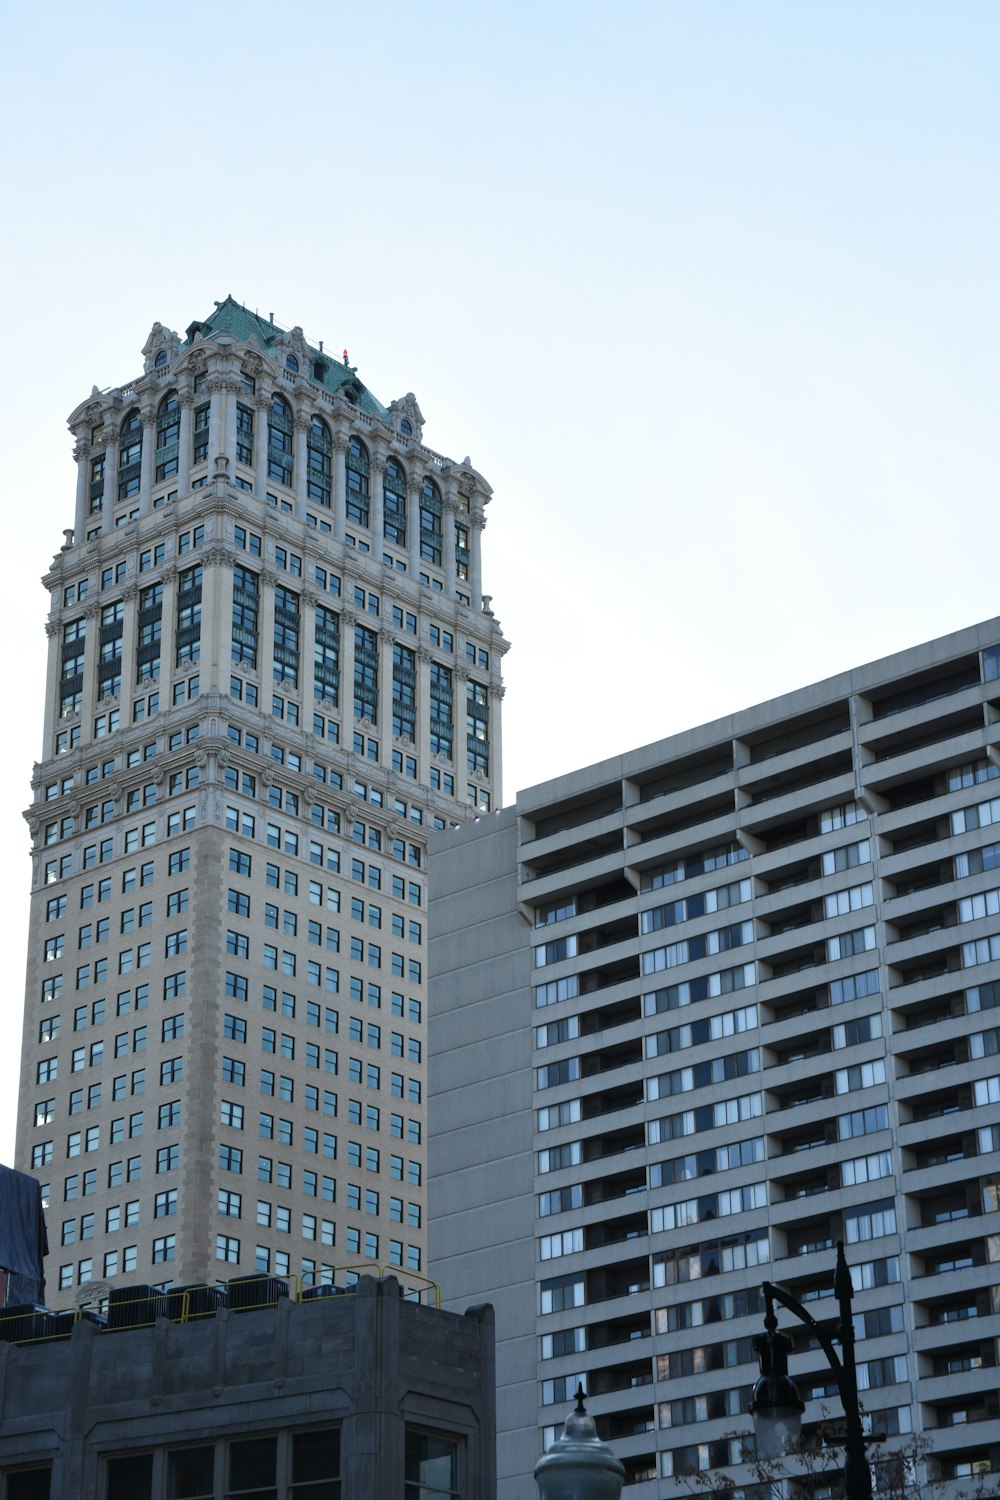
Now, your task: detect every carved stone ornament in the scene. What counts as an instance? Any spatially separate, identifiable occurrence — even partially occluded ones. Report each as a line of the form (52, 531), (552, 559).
(188, 352), (209, 378)
(388, 393), (425, 442)
(294, 414), (311, 434)
(416, 646), (432, 664)
(26, 815), (41, 839)
(202, 546), (228, 567)
(277, 325), (310, 367)
(73, 441), (91, 463)
(243, 351), (263, 377)
(217, 749), (231, 771)
(141, 322), (182, 375)
(194, 749), (207, 769)
(45, 620), (59, 638)
(141, 410), (157, 428)
(84, 401), (104, 427)
(75, 1280), (112, 1308)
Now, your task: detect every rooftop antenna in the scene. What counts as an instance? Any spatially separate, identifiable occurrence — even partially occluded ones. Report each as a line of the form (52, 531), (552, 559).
(343, 348), (349, 365)
(270, 312), (274, 324)
(319, 341), (324, 353)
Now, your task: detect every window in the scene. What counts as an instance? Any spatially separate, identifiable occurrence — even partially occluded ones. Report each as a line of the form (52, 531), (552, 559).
(268, 394), (294, 485)
(346, 436), (370, 526)
(405, 1432), (459, 1499)
(118, 410), (142, 498)
(419, 477), (443, 565)
(307, 416), (332, 507)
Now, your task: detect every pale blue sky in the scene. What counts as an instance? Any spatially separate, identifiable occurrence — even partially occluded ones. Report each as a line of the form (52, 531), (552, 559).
(1, 1), (998, 1156)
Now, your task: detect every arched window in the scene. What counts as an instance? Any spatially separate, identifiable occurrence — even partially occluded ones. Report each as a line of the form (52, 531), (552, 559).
(118, 410), (142, 500)
(399, 418), (412, 436)
(384, 458), (407, 545)
(268, 395), (294, 487)
(155, 392), (180, 481)
(154, 349), (168, 369)
(286, 354), (299, 373)
(419, 477), (442, 566)
(307, 417), (332, 508)
(346, 437), (370, 528)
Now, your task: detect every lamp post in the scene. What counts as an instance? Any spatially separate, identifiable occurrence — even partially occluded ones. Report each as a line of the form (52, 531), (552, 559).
(534, 1385), (625, 1500)
(749, 1241), (872, 1500)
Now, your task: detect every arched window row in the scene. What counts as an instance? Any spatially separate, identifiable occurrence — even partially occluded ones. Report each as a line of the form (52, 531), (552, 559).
(155, 392), (180, 482)
(97, 388), (453, 556)
(118, 410), (142, 500)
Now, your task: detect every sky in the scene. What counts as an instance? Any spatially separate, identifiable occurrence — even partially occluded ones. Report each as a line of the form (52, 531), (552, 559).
(0, 0), (998, 1160)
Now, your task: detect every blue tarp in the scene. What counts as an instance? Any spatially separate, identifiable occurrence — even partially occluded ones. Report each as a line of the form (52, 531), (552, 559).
(0, 1165), (47, 1305)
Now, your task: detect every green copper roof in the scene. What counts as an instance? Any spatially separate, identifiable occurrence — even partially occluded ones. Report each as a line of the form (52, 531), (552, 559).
(188, 297), (388, 420)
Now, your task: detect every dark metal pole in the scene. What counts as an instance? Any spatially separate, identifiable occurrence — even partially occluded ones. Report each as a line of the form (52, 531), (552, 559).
(757, 1241), (872, 1500)
(833, 1241), (872, 1500)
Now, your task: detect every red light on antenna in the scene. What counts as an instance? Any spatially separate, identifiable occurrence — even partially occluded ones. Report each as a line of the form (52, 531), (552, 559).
(343, 348), (349, 364)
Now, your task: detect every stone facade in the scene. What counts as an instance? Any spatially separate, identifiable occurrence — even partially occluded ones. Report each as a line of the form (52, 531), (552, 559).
(0, 1274), (495, 1498)
(429, 616), (1000, 1497)
(16, 299), (508, 1298)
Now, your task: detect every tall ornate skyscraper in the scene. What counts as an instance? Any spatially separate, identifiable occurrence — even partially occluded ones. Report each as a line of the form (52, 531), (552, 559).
(16, 299), (507, 1296)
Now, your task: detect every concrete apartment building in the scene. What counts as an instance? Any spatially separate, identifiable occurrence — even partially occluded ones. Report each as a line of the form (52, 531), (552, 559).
(0, 1273), (495, 1499)
(430, 616), (1000, 1497)
(15, 300), (507, 1297)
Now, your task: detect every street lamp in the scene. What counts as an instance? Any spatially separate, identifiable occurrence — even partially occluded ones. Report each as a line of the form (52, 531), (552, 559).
(534, 1385), (625, 1500)
(749, 1241), (872, 1500)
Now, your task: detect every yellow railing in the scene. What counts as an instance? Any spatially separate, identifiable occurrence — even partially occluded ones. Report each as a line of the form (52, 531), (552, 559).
(0, 1266), (443, 1343)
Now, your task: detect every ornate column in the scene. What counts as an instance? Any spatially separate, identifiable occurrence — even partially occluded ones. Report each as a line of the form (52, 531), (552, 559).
(443, 492), (458, 597)
(255, 396), (271, 497)
(176, 394), (193, 499)
(157, 567), (179, 691)
(258, 571), (279, 713)
(102, 433), (118, 535)
(117, 585), (139, 709)
(198, 546), (230, 697)
(294, 415), (310, 521)
(139, 411), (156, 515)
(471, 509), (486, 612)
(377, 626), (394, 750)
(207, 379), (224, 469)
(416, 645), (432, 781)
(301, 589), (318, 723)
(408, 475), (422, 578)
(73, 437), (90, 541)
(42, 620), (62, 753)
(340, 608), (357, 736)
(224, 381), (240, 477)
(80, 598), (102, 736)
(332, 435), (347, 543)
(454, 665), (469, 794)
(370, 453), (385, 551)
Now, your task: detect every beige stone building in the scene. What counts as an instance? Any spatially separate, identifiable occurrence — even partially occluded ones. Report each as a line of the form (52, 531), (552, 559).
(15, 299), (507, 1298)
